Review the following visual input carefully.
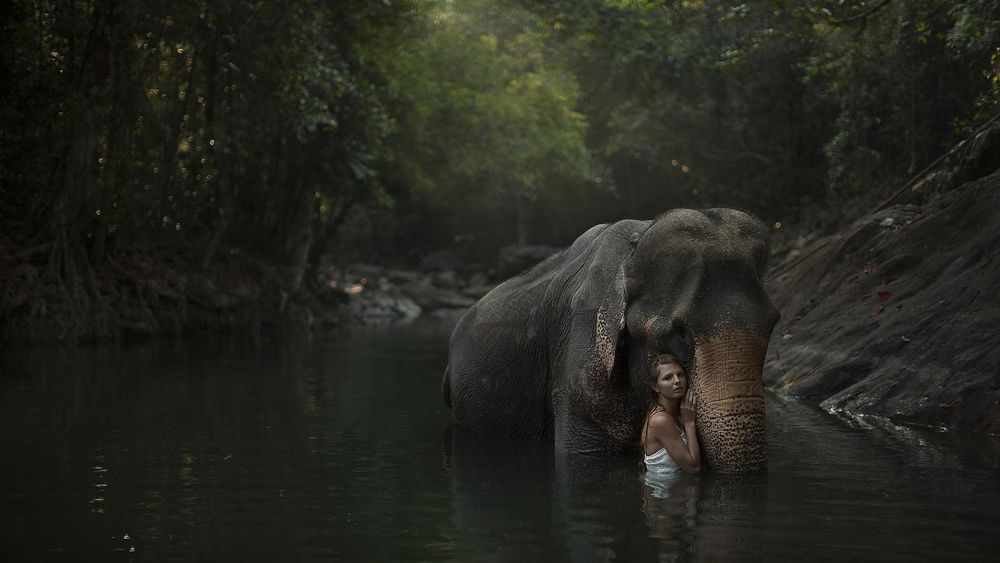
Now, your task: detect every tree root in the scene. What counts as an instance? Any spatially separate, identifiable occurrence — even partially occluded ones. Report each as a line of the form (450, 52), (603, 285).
(0, 240), (348, 344)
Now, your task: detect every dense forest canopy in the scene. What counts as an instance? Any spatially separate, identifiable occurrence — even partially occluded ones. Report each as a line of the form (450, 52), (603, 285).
(1, 0), (998, 298)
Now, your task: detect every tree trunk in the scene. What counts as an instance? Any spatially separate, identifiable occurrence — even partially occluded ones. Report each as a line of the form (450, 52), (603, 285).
(305, 188), (362, 284)
(199, 34), (231, 270)
(515, 192), (529, 246)
(200, 166), (233, 270)
(89, 129), (116, 266)
(282, 181), (315, 294)
(48, 0), (121, 275)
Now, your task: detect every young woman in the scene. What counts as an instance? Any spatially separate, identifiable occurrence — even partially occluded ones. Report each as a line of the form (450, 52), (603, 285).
(641, 354), (701, 475)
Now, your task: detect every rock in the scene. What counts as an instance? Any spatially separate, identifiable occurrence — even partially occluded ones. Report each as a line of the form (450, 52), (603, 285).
(418, 250), (464, 272)
(432, 270), (464, 290)
(495, 244), (560, 280)
(348, 263), (385, 284)
(349, 290), (421, 323)
(910, 169), (950, 198)
(428, 308), (468, 320)
(385, 269), (423, 285)
(955, 121), (1000, 186)
(400, 280), (476, 311)
(467, 272), (490, 287)
(765, 144), (1000, 433)
(341, 263), (476, 322)
(461, 284), (496, 299)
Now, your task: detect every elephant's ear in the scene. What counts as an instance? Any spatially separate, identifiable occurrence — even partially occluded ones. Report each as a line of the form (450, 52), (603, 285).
(557, 220), (649, 451)
(566, 224), (643, 388)
(570, 264), (627, 382)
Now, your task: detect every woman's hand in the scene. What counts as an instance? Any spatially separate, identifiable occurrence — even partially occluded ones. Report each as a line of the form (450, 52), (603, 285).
(649, 390), (701, 473)
(680, 390), (697, 426)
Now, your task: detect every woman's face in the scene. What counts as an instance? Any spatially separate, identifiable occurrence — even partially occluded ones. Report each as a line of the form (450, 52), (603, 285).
(651, 361), (687, 400)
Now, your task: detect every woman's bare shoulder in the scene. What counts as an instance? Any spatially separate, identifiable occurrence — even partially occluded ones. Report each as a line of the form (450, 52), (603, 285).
(647, 411), (680, 435)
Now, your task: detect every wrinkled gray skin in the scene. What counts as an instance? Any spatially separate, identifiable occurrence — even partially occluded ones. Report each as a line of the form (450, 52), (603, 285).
(442, 208), (780, 473)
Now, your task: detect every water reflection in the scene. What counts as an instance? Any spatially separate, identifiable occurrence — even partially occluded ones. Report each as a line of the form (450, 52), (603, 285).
(442, 425), (561, 560)
(3, 327), (1000, 561)
(552, 452), (655, 561)
(639, 472), (768, 562)
(445, 423), (771, 562)
(641, 473), (698, 560)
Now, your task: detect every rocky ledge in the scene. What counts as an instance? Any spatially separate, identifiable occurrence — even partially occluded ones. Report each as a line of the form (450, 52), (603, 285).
(765, 119), (1000, 434)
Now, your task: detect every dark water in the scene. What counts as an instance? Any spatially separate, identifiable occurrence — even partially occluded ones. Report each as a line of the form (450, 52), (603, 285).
(2, 320), (999, 561)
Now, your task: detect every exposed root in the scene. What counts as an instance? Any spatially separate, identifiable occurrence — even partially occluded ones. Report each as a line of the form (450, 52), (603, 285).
(0, 239), (350, 343)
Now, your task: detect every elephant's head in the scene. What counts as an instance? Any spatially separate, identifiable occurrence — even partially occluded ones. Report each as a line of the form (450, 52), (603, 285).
(569, 209), (779, 472)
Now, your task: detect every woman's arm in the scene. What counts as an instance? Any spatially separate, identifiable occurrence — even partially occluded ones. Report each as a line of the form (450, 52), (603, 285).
(678, 391), (701, 472)
(650, 393), (701, 473)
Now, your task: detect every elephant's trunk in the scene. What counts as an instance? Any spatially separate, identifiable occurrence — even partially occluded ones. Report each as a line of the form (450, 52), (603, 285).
(691, 331), (769, 473)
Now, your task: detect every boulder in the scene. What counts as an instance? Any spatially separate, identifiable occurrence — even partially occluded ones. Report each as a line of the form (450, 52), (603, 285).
(461, 284), (496, 300)
(349, 290), (421, 323)
(400, 280), (476, 311)
(495, 244), (560, 280)
(467, 271), (490, 288)
(432, 270), (464, 290)
(385, 268), (423, 285)
(418, 250), (464, 272)
(347, 263), (386, 284)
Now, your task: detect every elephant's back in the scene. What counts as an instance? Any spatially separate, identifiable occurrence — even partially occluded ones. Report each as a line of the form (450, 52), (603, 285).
(447, 275), (554, 437)
(445, 218), (652, 438)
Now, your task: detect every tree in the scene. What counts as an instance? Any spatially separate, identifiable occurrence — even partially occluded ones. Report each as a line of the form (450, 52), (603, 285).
(366, 0), (596, 258)
(521, 0), (1000, 226)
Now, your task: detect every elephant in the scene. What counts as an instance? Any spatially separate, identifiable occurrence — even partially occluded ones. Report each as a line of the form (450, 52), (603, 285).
(442, 208), (780, 472)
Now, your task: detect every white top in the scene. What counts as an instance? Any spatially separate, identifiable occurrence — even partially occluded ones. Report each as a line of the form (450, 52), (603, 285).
(643, 430), (687, 476)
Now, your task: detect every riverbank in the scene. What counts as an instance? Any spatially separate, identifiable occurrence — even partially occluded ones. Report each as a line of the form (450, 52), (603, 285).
(764, 117), (1000, 434)
(0, 237), (559, 343)
(4, 121), (998, 438)
(0, 243), (324, 343)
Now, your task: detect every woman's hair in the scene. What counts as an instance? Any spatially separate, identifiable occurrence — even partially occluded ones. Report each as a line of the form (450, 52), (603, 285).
(648, 353), (683, 382)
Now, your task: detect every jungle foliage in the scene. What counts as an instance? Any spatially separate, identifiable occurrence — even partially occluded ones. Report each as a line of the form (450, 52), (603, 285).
(2, 0), (998, 276)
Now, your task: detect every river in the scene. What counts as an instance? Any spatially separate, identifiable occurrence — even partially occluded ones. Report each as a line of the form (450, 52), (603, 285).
(1, 319), (998, 561)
